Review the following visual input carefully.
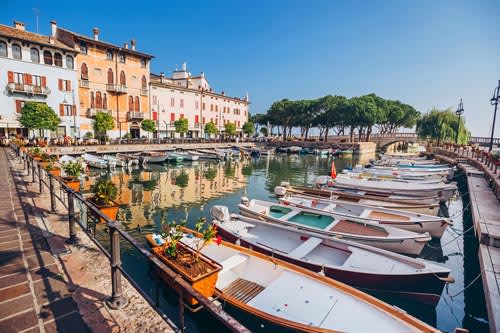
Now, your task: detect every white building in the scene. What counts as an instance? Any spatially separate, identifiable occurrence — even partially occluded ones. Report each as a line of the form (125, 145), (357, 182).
(0, 21), (80, 138)
(150, 63), (249, 138)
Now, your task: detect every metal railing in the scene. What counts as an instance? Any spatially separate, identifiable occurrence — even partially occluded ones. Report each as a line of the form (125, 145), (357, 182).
(7, 82), (51, 96)
(22, 152), (250, 333)
(127, 111), (145, 120)
(106, 84), (128, 94)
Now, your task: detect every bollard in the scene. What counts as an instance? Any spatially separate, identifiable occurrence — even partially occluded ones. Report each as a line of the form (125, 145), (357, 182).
(49, 175), (56, 213)
(65, 191), (79, 244)
(106, 225), (128, 309)
(38, 164), (43, 193)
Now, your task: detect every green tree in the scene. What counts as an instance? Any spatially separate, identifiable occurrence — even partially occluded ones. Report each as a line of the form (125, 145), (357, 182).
(93, 111), (115, 143)
(259, 127), (269, 137)
(174, 118), (189, 141)
(141, 119), (156, 139)
(417, 108), (470, 145)
(204, 121), (218, 137)
(224, 122), (237, 138)
(242, 121), (255, 137)
(19, 102), (60, 136)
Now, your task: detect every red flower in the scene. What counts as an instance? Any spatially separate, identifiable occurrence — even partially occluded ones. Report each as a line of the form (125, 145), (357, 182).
(215, 235), (222, 246)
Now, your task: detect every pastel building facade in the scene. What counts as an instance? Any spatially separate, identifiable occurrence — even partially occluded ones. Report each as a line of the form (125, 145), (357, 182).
(150, 63), (249, 138)
(54, 22), (153, 139)
(0, 21), (79, 137)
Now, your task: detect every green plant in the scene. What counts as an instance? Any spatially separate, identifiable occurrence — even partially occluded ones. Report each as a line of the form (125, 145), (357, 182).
(28, 147), (43, 157)
(224, 122), (237, 137)
(93, 111), (115, 142)
(62, 159), (85, 178)
(192, 218), (218, 262)
(84, 132), (94, 139)
(122, 133), (131, 139)
(204, 122), (218, 136)
(141, 119), (157, 138)
(19, 102), (61, 133)
(91, 177), (118, 206)
(160, 219), (186, 259)
(45, 161), (59, 171)
(41, 153), (57, 163)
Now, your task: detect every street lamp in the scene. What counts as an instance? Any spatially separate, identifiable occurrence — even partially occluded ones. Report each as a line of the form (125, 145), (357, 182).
(455, 98), (464, 144)
(62, 89), (77, 139)
(489, 80), (500, 152)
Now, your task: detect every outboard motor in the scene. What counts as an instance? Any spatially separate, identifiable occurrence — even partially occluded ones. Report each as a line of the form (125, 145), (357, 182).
(210, 205), (231, 223)
(240, 196), (250, 207)
(274, 186), (287, 197)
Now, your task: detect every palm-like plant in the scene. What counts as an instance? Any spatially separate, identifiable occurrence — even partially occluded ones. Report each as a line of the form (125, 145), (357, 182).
(91, 177), (118, 206)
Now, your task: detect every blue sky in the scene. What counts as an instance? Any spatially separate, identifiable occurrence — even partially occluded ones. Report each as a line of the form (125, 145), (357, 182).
(2, 0), (499, 136)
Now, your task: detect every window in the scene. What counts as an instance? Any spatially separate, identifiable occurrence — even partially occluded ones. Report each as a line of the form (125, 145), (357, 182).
(152, 95), (157, 105)
(43, 51), (53, 65)
(202, 102), (205, 110)
(106, 49), (113, 60)
(60, 104), (73, 116)
(140, 59), (146, 68)
(195, 101), (199, 110)
(215, 105), (218, 112)
(120, 71), (126, 85)
(180, 99), (184, 108)
(16, 100), (26, 113)
(0, 41), (7, 57)
(134, 96), (140, 112)
(66, 55), (74, 69)
(90, 92), (95, 108)
(128, 96), (134, 111)
(141, 75), (147, 89)
(107, 68), (113, 84)
(210, 104), (213, 111)
(32, 75), (41, 87)
(119, 52), (125, 63)
(180, 114), (184, 119)
(195, 115), (199, 124)
(54, 53), (63, 67)
(14, 72), (23, 85)
(103, 93), (107, 109)
(12, 44), (21, 60)
(81, 63), (88, 80)
(30, 48), (39, 63)
(202, 117), (205, 124)
(80, 41), (87, 54)
(170, 97), (175, 107)
(170, 113), (175, 122)
(96, 92), (102, 109)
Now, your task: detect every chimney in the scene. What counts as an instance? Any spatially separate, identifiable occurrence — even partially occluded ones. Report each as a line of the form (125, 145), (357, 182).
(13, 20), (25, 31)
(181, 62), (187, 71)
(124, 42), (128, 49)
(48, 37), (55, 45)
(221, 91), (225, 96)
(130, 39), (136, 50)
(50, 20), (57, 37)
(92, 27), (99, 41)
(160, 72), (165, 83)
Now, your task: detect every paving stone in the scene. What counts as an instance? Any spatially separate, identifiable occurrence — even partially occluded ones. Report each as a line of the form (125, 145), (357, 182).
(0, 250), (22, 266)
(0, 282), (30, 303)
(0, 309), (38, 333)
(0, 233), (19, 243)
(39, 297), (78, 322)
(0, 272), (28, 289)
(0, 262), (26, 276)
(34, 278), (71, 306)
(0, 294), (34, 319)
(44, 312), (90, 333)
(30, 264), (61, 283)
(26, 252), (56, 270)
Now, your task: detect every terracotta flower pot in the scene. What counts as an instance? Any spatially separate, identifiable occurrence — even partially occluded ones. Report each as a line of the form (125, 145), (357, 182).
(152, 242), (222, 306)
(48, 168), (61, 177)
(33, 156), (42, 161)
(62, 177), (80, 192)
(89, 198), (119, 223)
(40, 161), (49, 169)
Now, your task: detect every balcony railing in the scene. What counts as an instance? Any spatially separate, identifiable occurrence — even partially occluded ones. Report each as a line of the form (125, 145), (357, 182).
(140, 88), (148, 96)
(7, 83), (51, 96)
(193, 123), (201, 129)
(87, 108), (112, 118)
(127, 111), (144, 120)
(106, 84), (128, 94)
(80, 80), (90, 88)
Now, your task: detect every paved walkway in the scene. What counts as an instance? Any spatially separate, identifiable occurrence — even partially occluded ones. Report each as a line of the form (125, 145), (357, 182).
(0, 149), (89, 332)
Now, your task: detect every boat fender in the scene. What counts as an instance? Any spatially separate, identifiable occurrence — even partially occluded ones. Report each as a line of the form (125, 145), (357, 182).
(438, 275), (455, 283)
(240, 196), (250, 206)
(274, 186), (287, 197)
(311, 199), (318, 207)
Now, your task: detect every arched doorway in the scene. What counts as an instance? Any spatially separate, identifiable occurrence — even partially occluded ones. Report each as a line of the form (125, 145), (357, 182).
(130, 122), (140, 139)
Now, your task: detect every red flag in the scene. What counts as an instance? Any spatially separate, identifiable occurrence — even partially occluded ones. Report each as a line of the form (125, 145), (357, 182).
(330, 161), (337, 179)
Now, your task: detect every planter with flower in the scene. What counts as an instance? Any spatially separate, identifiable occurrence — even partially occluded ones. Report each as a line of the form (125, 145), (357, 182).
(151, 217), (222, 306)
(45, 161), (61, 177)
(28, 147), (43, 161)
(62, 159), (84, 192)
(89, 177), (119, 222)
(40, 153), (57, 169)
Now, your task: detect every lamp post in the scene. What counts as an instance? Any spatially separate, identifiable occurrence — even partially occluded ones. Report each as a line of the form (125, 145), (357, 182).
(489, 80), (500, 152)
(455, 98), (464, 144)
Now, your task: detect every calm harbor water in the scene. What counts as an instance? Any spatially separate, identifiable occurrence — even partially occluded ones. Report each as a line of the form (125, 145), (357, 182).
(85, 154), (489, 333)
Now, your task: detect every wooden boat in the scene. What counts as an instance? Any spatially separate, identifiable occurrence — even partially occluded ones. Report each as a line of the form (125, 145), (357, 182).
(211, 206), (453, 305)
(238, 198), (432, 255)
(147, 232), (439, 333)
(176, 151), (199, 161)
(102, 155), (126, 168)
(322, 175), (456, 201)
(279, 194), (451, 238)
(138, 151), (168, 164)
(274, 184), (440, 215)
(197, 149), (226, 160)
(342, 170), (447, 184)
(287, 146), (302, 154)
(115, 153), (140, 166)
(188, 150), (221, 161)
(82, 153), (109, 169)
(353, 165), (452, 179)
(166, 152), (184, 163)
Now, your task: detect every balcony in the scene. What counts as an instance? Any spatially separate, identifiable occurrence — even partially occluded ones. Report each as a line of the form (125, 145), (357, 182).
(7, 83), (51, 97)
(106, 84), (128, 94)
(127, 111), (144, 121)
(87, 108), (111, 118)
(140, 88), (148, 96)
(193, 123), (201, 129)
(79, 80), (89, 88)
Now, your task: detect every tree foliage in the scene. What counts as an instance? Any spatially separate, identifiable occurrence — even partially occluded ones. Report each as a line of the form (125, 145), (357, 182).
(141, 119), (156, 133)
(204, 122), (218, 136)
(417, 108), (470, 145)
(242, 121), (255, 136)
(224, 122), (237, 137)
(174, 118), (189, 137)
(93, 111), (115, 135)
(19, 102), (60, 132)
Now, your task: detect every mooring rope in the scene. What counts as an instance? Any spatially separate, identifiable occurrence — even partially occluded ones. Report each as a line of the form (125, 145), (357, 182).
(425, 225), (474, 249)
(449, 273), (482, 298)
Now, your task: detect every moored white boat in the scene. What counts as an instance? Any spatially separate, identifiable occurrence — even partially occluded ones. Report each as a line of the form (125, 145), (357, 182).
(138, 151), (168, 164)
(211, 206), (453, 305)
(279, 194), (451, 238)
(102, 155), (126, 168)
(175, 151), (199, 161)
(82, 153), (109, 169)
(166, 152), (184, 162)
(149, 231), (439, 332)
(115, 153), (139, 166)
(238, 198), (432, 255)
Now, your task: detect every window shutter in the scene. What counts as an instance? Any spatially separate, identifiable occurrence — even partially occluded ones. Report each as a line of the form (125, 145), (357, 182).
(67, 80), (71, 91)
(23, 74), (29, 85)
(153, 112), (158, 121)
(8, 71), (14, 83)
(195, 115), (199, 123)
(58, 79), (63, 91)
(26, 74), (32, 85)
(59, 104), (64, 116)
(170, 113), (175, 122)
(72, 105), (76, 116)
(41, 76), (47, 87)
(15, 100), (22, 113)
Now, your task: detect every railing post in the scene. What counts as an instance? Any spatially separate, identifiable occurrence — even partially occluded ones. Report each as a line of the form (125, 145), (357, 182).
(106, 225), (128, 309)
(38, 164), (43, 193)
(32, 160), (36, 183)
(65, 191), (79, 244)
(178, 291), (185, 333)
(26, 158), (30, 176)
(49, 175), (56, 213)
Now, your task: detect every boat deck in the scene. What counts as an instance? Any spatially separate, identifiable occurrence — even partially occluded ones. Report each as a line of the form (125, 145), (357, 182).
(330, 220), (388, 237)
(222, 278), (265, 304)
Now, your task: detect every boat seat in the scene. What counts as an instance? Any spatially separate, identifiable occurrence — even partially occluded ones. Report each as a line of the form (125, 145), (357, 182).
(288, 237), (323, 259)
(359, 209), (372, 218)
(216, 253), (250, 290)
(220, 253), (248, 273)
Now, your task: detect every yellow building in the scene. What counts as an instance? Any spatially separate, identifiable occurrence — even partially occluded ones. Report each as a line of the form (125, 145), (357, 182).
(54, 22), (153, 139)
